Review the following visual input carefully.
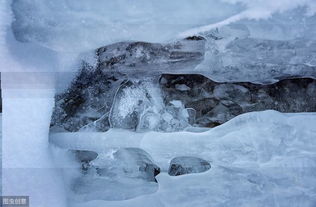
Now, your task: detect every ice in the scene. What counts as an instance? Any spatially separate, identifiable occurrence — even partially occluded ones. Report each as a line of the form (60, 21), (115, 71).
(3, 0), (316, 206)
(180, 1), (316, 38)
(9, 0), (316, 83)
(10, 0), (240, 52)
(109, 79), (191, 132)
(50, 146), (160, 202)
(49, 110), (316, 207)
(190, 8), (316, 83)
(10, 0), (316, 53)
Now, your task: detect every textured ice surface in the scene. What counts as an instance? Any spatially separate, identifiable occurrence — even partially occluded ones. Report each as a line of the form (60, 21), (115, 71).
(196, 23), (316, 82)
(9, 0), (316, 84)
(10, 0), (316, 52)
(50, 110), (316, 207)
(4, 1), (316, 207)
(10, 0), (239, 52)
(110, 80), (190, 132)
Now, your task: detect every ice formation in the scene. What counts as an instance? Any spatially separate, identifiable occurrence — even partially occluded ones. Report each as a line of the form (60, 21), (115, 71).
(2, 0), (316, 207)
(49, 111), (316, 207)
(50, 48), (316, 132)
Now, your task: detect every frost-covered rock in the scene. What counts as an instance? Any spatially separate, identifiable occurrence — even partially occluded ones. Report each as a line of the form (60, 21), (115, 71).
(50, 38), (205, 132)
(96, 38), (205, 75)
(71, 150), (99, 173)
(168, 156), (211, 176)
(69, 148), (160, 201)
(50, 62), (124, 132)
(109, 148), (160, 182)
(50, 36), (316, 132)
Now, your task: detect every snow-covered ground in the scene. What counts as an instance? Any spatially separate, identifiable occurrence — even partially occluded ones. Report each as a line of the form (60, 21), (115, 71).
(1, 88), (68, 207)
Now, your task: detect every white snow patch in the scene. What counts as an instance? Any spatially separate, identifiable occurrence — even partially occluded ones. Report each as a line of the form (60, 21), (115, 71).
(180, 0), (316, 37)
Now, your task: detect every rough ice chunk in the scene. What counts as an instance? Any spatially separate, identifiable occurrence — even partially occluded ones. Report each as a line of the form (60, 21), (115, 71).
(168, 156), (211, 176)
(109, 80), (191, 132)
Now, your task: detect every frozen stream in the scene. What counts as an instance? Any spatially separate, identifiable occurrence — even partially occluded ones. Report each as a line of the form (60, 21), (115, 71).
(1, 0), (316, 207)
(49, 110), (316, 207)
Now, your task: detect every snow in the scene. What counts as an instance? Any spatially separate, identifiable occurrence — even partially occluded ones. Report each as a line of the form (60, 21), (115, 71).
(50, 110), (316, 207)
(179, 0), (316, 37)
(1, 88), (68, 207)
(1, 0), (68, 204)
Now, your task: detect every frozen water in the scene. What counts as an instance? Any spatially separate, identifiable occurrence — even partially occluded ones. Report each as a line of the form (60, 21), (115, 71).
(109, 79), (191, 132)
(49, 110), (316, 207)
(195, 14), (316, 83)
(3, 0), (316, 207)
(8, 0), (316, 83)
(10, 0), (240, 52)
(10, 0), (316, 53)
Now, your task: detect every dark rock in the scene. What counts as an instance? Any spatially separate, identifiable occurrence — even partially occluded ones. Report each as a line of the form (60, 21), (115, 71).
(73, 150), (98, 163)
(113, 148), (160, 182)
(185, 36), (206, 41)
(160, 74), (316, 128)
(70, 150), (98, 173)
(168, 156), (211, 176)
(96, 148), (160, 182)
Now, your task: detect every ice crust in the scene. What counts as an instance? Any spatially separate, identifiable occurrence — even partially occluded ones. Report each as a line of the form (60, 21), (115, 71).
(10, 0), (240, 52)
(49, 110), (316, 207)
(9, 0), (316, 83)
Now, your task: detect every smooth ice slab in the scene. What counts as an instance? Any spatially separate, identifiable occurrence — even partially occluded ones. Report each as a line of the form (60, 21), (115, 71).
(50, 111), (316, 207)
